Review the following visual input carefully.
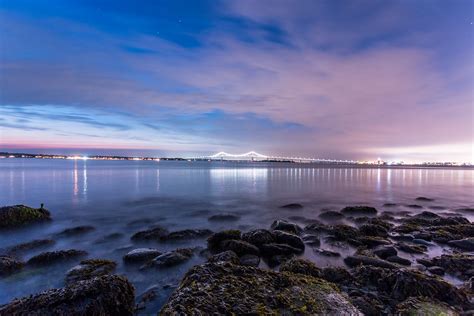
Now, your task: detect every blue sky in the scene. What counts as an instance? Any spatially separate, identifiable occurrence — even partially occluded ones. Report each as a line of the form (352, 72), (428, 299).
(0, 0), (473, 162)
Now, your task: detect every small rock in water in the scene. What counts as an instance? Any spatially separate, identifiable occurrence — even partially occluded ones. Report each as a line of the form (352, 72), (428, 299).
(219, 239), (260, 257)
(141, 248), (193, 269)
(131, 226), (169, 241)
(207, 230), (241, 250)
(208, 250), (239, 264)
(302, 234), (320, 247)
(0, 255), (24, 276)
(344, 255), (397, 269)
(406, 204), (423, 209)
(123, 248), (162, 263)
(373, 246), (397, 259)
(208, 213), (241, 221)
(319, 210), (344, 220)
(160, 229), (213, 241)
(242, 229), (275, 247)
(383, 203), (397, 207)
(95, 233), (123, 244)
(272, 230), (305, 251)
(340, 206), (378, 216)
(447, 237), (474, 251)
(56, 225), (95, 237)
(427, 266), (445, 276)
(27, 249), (88, 266)
(65, 259), (117, 284)
(270, 219), (303, 235)
(359, 224), (389, 238)
(6, 239), (55, 256)
(280, 203), (303, 209)
(0, 204), (51, 228)
(415, 197), (434, 202)
(386, 255), (411, 266)
(396, 242), (427, 254)
(313, 248), (341, 257)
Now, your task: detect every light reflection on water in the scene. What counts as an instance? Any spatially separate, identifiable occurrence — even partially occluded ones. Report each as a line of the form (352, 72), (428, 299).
(0, 159), (473, 308)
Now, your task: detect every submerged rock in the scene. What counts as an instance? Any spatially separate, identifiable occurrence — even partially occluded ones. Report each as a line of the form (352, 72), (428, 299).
(131, 226), (169, 241)
(0, 255), (23, 276)
(141, 248), (193, 269)
(5, 239), (55, 256)
(27, 249), (87, 266)
(208, 213), (240, 221)
(270, 219), (303, 235)
(56, 225), (95, 237)
(340, 206), (378, 216)
(415, 197), (435, 202)
(319, 210), (344, 220)
(123, 248), (162, 263)
(160, 229), (213, 241)
(0, 275), (135, 315)
(280, 203), (303, 209)
(160, 262), (360, 315)
(65, 259), (117, 284)
(0, 205), (51, 228)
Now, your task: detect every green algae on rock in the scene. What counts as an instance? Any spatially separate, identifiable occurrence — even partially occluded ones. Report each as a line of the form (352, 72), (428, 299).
(160, 262), (361, 315)
(0, 205), (51, 228)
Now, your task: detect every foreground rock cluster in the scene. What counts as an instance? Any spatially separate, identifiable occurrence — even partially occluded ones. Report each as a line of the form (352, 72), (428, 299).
(1, 202), (473, 315)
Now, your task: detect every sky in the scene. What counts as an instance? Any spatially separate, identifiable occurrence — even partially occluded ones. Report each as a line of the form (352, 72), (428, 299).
(0, 0), (473, 162)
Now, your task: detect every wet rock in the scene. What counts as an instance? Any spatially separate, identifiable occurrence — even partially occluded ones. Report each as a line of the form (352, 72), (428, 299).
(456, 207), (474, 214)
(328, 224), (360, 241)
(208, 213), (241, 222)
(341, 206), (378, 216)
(27, 249), (87, 266)
(320, 266), (353, 286)
(359, 224), (388, 238)
(95, 232), (123, 244)
(319, 210), (344, 220)
(5, 239), (55, 256)
(287, 215), (319, 224)
(208, 250), (239, 264)
(447, 237), (474, 251)
(383, 203), (397, 207)
(239, 254), (260, 267)
(160, 262), (360, 315)
(427, 266), (445, 276)
(135, 285), (160, 311)
(389, 233), (414, 242)
(280, 258), (321, 278)
(357, 236), (391, 248)
(395, 297), (458, 316)
(350, 295), (384, 316)
(412, 231), (432, 240)
(396, 242), (427, 254)
(0, 255), (23, 276)
(416, 258), (435, 267)
(241, 229), (275, 247)
(0, 204), (51, 228)
(65, 259), (117, 284)
(219, 239), (260, 257)
(260, 243), (302, 256)
(313, 248), (341, 257)
(366, 218), (393, 230)
(0, 275), (135, 315)
(302, 234), (320, 247)
(429, 254), (474, 280)
(266, 254), (294, 267)
(373, 246), (397, 259)
(56, 225), (95, 237)
(141, 248), (193, 269)
(386, 255), (411, 266)
(123, 248), (162, 263)
(280, 203), (303, 209)
(406, 204), (423, 209)
(412, 239), (434, 246)
(207, 230), (241, 250)
(415, 197), (434, 202)
(272, 230), (305, 251)
(392, 223), (420, 234)
(160, 229), (213, 241)
(304, 221), (329, 234)
(344, 255), (397, 269)
(428, 224), (474, 243)
(131, 226), (169, 241)
(270, 219), (303, 235)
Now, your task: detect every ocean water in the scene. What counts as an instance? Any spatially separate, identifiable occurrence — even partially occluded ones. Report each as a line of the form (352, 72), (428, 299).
(0, 159), (473, 311)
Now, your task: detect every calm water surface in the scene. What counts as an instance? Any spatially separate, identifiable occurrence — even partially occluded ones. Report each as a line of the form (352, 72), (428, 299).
(1, 159), (473, 311)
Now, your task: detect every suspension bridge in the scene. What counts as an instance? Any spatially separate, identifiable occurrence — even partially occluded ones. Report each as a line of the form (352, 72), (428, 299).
(195, 151), (356, 164)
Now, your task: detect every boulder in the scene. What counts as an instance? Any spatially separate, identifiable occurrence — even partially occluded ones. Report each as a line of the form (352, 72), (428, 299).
(219, 240), (260, 257)
(0, 255), (23, 276)
(27, 249), (87, 266)
(160, 229), (213, 241)
(65, 259), (117, 284)
(131, 226), (169, 241)
(56, 225), (95, 237)
(396, 297), (458, 316)
(141, 248), (193, 269)
(239, 254), (260, 267)
(0, 205), (51, 228)
(280, 203), (303, 209)
(279, 258), (321, 278)
(270, 220), (303, 235)
(272, 230), (305, 251)
(208, 250), (239, 264)
(207, 230), (241, 250)
(0, 275), (135, 315)
(447, 237), (474, 251)
(208, 213), (240, 221)
(160, 262), (360, 315)
(386, 256), (411, 266)
(242, 229), (275, 247)
(123, 248), (162, 263)
(373, 246), (397, 259)
(340, 206), (378, 216)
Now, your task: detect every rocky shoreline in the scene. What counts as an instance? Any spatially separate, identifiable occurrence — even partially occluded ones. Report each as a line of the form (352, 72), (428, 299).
(0, 202), (473, 315)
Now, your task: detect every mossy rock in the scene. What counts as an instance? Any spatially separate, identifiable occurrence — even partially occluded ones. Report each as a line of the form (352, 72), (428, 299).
(160, 262), (360, 315)
(279, 258), (321, 278)
(65, 259), (117, 284)
(396, 297), (458, 316)
(0, 205), (51, 228)
(0, 275), (135, 315)
(27, 249), (87, 266)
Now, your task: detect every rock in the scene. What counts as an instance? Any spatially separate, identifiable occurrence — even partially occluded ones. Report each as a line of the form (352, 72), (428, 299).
(456, 208), (474, 214)
(208, 213), (240, 221)
(207, 230), (241, 250)
(219, 240), (260, 257)
(260, 243), (302, 256)
(123, 248), (162, 263)
(416, 258), (434, 267)
(412, 239), (434, 246)
(302, 234), (320, 247)
(328, 224), (360, 241)
(208, 250), (239, 264)
(427, 266), (445, 276)
(373, 246), (397, 259)
(160, 229), (213, 241)
(0, 255), (23, 276)
(319, 211), (344, 220)
(5, 239), (55, 255)
(160, 262), (360, 315)
(65, 259), (116, 284)
(386, 255), (411, 266)
(239, 254), (260, 267)
(270, 219), (303, 235)
(396, 297), (458, 316)
(359, 224), (388, 238)
(340, 206), (378, 216)
(0, 275), (135, 315)
(272, 230), (305, 251)
(279, 258), (321, 278)
(389, 233), (414, 242)
(241, 229), (275, 247)
(415, 197), (434, 202)
(27, 249), (87, 266)
(406, 204), (423, 209)
(350, 295), (384, 316)
(429, 254), (474, 280)
(313, 249), (341, 257)
(357, 236), (391, 248)
(135, 285), (160, 311)
(428, 224), (474, 243)
(448, 237), (474, 251)
(304, 221), (329, 234)
(396, 242), (427, 254)
(280, 203), (303, 209)
(393, 223), (420, 234)
(95, 233), (123, 244)
(0, 205), (51, 228)
(344, 255), (397, 269)
(366, 218), (393, 230)
(131, 226), (169, 241)
(141, 248), (193, 269)
(266, 254), (294, 268)
(320, 266), (353, 286)
(56, 225), (95, 237)
(383, 203), (397, 207)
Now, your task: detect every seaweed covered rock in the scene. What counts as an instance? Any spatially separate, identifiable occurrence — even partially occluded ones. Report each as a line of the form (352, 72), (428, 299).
(56, 225), (95, 237)
(219, 239), (260, 257)
(396, 297), (457, 315)
(0, 205), (51, 228)
(160, 262), (360, 315)
(241, 229), (275, 247)
(5, 239), (55, 256)
(207, 230), (241, 250)
(279, 258), (321, 278)
(340, 206), (378, 216)
(160, 229), (213, 241)
(123, 248), (162, 263)
(272, 230), (305, 251)
(141, 248), (193, 269)
(328, 224), (360, 241)
(0, 275), (135, 315)
(429, 254), (474, 280)
(65, 259), (116, 284)
(447, 237), (474, 251)
(130, 226), (169, 241)
(208, 251), (239, 264)
(0, 255), (23, 276)
(270, 219), (303, 235)
(27, 249), (87, 266)
(344, 255), (397, 269)
(359, 224), (388, 238)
